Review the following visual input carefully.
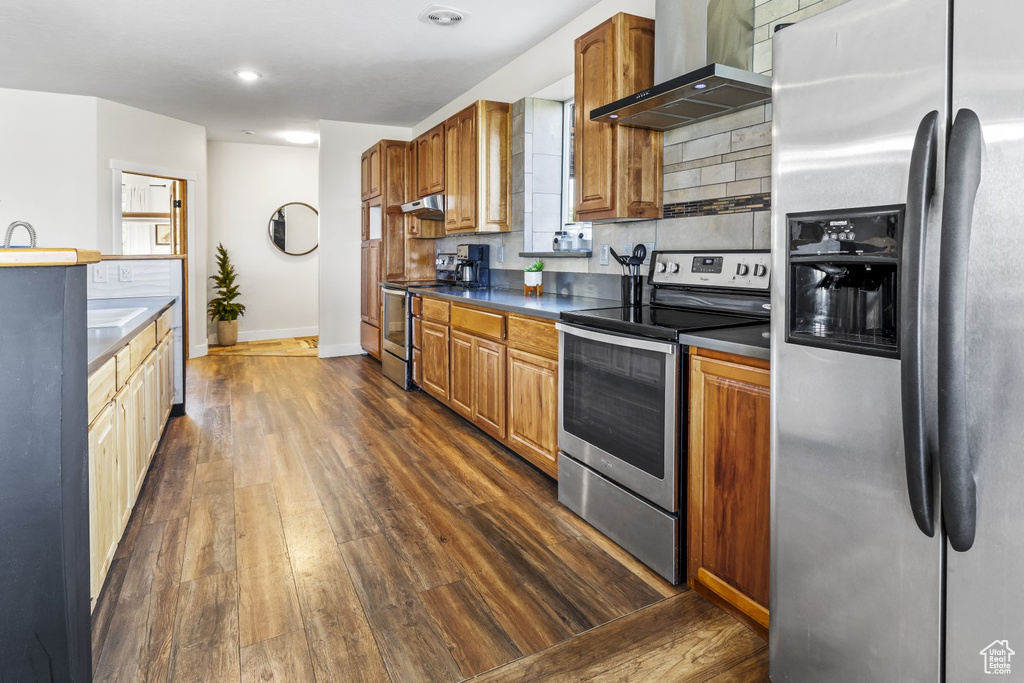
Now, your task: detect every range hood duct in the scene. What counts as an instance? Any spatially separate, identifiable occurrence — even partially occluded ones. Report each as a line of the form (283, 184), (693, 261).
(591, 0), (771, 131)
(401, 193), (445, 220)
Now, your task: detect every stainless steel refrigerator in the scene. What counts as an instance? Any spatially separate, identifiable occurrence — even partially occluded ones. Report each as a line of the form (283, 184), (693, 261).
(771, 0), (1024, 680)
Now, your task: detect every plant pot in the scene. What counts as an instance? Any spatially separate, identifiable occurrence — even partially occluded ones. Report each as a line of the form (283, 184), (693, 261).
(217, 319), (239, 347)
(524, 271), (543, 287)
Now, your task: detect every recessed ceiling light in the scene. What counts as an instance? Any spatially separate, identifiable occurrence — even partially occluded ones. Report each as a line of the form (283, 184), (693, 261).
(234, 70), (262, 81)
(283, 131), (317, 144)
(418, 4), (470, 26)
(242, 129), (256, 135)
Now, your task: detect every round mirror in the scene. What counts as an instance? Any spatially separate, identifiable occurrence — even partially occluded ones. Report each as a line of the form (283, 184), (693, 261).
(268, 202), (318, 255)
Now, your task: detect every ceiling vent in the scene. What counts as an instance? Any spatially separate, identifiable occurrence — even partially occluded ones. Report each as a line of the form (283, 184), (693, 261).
(418, 4), (469, 27)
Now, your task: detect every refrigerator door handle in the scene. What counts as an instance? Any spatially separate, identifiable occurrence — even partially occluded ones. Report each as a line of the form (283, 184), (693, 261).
(901, 111), (940, 537)
(939, 108), (983, 553)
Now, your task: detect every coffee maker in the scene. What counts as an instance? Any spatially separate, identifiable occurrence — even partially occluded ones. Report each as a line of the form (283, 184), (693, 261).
(455, 244), (489, 288)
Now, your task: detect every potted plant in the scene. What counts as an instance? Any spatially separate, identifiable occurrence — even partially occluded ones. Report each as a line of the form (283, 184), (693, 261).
(208, 242), (246, 346)
(524, 259), (544, 288)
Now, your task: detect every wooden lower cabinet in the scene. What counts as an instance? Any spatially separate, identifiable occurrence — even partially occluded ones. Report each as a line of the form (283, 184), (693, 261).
(360, 239), (381, 359)
(88, 402), (118, 602)
(507, 348), (558, 478)
(421, 320), (450, 403)
(688, 349), (771, 638)
(88, 327), (175, 608)
(471, 336), (506, 441)
(449, 330), (474, 419)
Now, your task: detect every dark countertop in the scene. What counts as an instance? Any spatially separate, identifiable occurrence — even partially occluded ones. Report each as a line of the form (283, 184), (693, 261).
(414, 285), (619, 321)
(87, 297), (175, 374)
(680, 323), (771, 361)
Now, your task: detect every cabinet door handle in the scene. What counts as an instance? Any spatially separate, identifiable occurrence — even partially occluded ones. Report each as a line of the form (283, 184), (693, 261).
(901, 111), (939, 538)
(938, 108), (982, 553)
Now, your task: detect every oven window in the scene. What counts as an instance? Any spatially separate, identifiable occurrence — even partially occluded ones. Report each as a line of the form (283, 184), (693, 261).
(562, 334), (670, 478)
(383, 292), (407, 352)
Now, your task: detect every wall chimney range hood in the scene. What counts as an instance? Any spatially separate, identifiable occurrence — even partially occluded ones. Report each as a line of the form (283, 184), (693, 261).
(592, 0), (771, 131)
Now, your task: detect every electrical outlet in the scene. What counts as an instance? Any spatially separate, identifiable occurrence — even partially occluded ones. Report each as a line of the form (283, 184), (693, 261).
(643, 242), (656, 265)
(92, 264), (107, 283)
(118, 264), (133, 283)
(599, 244), (610, 266)
(497, 245), (504, 264)
(623, 242), (634, 258)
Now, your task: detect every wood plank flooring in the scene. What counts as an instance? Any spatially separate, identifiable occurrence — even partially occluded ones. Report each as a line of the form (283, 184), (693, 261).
(92, 354), (767, 682)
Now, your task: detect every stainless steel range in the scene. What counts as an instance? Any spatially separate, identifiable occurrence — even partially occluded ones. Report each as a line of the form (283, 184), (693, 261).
(556, 250), (771, 583)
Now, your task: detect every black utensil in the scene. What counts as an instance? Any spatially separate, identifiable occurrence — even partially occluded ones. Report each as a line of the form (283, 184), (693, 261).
(632, 243), (647, 263)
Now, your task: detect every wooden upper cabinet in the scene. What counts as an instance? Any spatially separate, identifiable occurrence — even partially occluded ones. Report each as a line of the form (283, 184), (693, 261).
(688, 349), (770, 639)
(360, 142), (382, 201)
(414, 123), (445, 198)
(574, 13), (662, 221)
(444, 100), (511, 235)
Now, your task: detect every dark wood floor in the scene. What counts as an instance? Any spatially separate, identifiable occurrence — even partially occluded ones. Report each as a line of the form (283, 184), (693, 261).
(91, 354), (767, 682)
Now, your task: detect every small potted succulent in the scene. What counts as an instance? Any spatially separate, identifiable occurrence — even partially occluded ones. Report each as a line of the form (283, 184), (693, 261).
(208, 242), (246, 346)
(524, 259), (544, 288)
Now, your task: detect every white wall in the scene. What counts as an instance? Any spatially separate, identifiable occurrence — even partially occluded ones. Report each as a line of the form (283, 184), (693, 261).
(411, 0), (655, 137)
(0, 88), (98, 248)
(318, 120), (411, 358)
(96, 98), (209, 357)
(207, 141), (319, 343)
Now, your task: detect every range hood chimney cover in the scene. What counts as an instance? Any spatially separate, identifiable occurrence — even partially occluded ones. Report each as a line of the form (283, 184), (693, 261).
(593, 0), (771, 131)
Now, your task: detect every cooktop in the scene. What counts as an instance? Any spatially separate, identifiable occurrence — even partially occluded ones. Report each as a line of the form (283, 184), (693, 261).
(560, 305), (765, 342)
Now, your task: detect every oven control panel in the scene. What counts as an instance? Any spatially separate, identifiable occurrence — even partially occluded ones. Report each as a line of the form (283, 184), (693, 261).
(649, 250), (771, 290)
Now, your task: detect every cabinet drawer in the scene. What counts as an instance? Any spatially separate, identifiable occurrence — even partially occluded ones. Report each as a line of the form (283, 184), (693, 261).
(157, 308), (173, 340)
(115, 345), (132, 390)
(88, 357), (116, 425)
(421, 297), (450, 324)
(411, 296), (422, 317)
(451, 305), (505, 341)
(508, 314), (557, 358)
(129, 322), (157, 374)
(412, 316), (422, 349)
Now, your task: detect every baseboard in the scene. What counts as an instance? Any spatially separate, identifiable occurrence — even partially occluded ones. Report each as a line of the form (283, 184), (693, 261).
(318, 343), (365, 358)
(208, 326), (319, 345)
(190, 343), (208, 359)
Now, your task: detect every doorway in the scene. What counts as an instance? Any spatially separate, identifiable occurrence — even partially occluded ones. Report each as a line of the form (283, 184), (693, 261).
(116, 170), (191, 359)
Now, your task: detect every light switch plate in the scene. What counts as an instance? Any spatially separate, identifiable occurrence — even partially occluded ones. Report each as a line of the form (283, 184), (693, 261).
(643, 242), (656, 265)
(497, 245), (504, 264)
(599, 244), (609, 266)
(92, 264), (107, 283)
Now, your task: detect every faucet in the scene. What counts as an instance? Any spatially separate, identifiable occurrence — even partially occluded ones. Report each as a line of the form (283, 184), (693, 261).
(4, 221), (37, 248)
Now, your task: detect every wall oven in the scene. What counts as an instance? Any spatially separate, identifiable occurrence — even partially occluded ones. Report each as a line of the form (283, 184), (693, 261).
(381, 286), (411, 390)
(557, 250), (772, 584)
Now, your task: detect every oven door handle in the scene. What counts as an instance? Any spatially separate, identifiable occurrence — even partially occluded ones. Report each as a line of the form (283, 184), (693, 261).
(556, 322), (678, 355)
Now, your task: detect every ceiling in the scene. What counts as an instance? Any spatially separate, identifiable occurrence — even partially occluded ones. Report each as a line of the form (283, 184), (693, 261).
(0, 0), (604, 145)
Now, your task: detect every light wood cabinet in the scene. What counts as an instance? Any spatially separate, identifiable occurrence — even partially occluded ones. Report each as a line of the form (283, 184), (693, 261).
(507, 348), (558, 478)
(88, 402), (118, 602)
(88, 322), (175, 606)
(688, 349), (770, 639)
(449, 330), (474, 420)
(421, 320), (450, 402)
(444, 100), (511, 235)
(414, 123), (445, 198)
(574, 13), (662, 221)
(360, 142), (382, 201)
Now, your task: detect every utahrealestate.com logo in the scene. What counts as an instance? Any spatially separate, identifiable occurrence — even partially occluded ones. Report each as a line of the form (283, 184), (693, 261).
(981, 640), (1015, 675)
